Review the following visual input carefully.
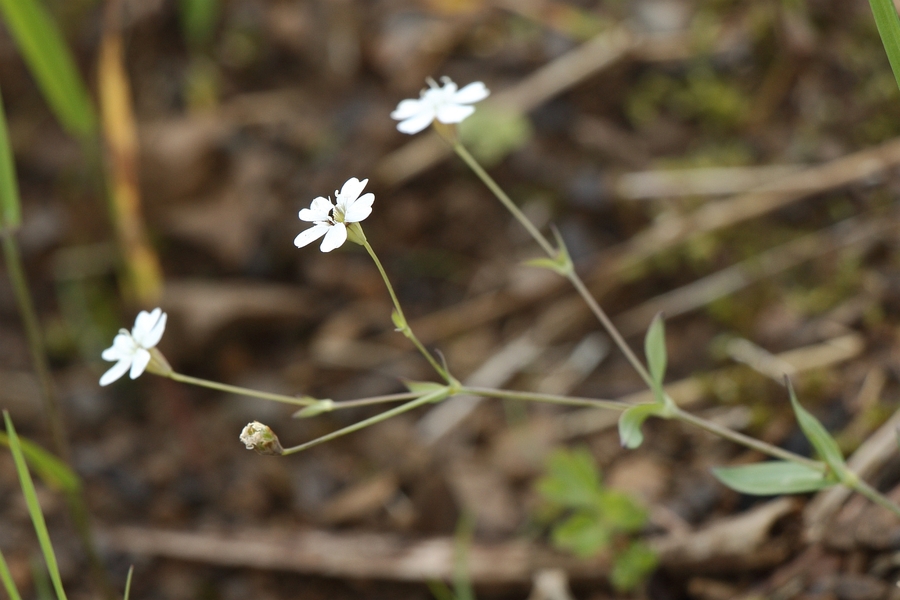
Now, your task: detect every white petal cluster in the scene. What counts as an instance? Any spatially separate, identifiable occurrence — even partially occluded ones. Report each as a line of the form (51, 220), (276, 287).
(294, 177), (374, 252)
(100, 308), (167, 386)
(391, 77), (490, 134)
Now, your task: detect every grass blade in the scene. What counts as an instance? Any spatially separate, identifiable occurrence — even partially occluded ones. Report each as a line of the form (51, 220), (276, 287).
(4, 411), (68, 600)
(0, 0), (96, 138)
(870, 0), (900, 92)
(0, 548), (23, 600)
(0, 432), (81, 494)
(123, 566), (134, 600)
(0, 84), (21, 228)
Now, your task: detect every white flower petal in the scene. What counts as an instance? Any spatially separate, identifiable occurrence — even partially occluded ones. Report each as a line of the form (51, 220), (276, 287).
(129, 348), (151, 379)
(294, 223), (330, 248)
(391, 99), (424, 120)
(137, 311), (167, 349)
(338, 178), (367, 206)
(397, 110), (437, 134)
(452, 81), (489, 104)
(102, 333), (133, 360)
(436, 103), (475, 124)
(320, 223), (347, 252)
(344, 193), (374, 223)
(299, 197), (334, 222)
(100, 359), (132, 386)
(439, 80), (458, 94)
(132, 309), (157, 339)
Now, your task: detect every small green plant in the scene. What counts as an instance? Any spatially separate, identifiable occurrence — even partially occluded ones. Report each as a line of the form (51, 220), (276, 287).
(535, 448), (657, 592)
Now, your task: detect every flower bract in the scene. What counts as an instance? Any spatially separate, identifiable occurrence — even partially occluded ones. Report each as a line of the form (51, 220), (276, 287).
(294, 177), (374, 252)
(100, 308), (168, 386)
(391, 77), (490, 134)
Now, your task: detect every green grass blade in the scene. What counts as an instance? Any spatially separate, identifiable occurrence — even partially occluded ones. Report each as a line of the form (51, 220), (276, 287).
(0, 547), (23, 600)
(0, 84), (21, 228)
(3, 411), (68, 600)
(123, 565), (134, 600)
(0, 0), (96, 138)
(0, 432), (81, 494)
(869, 0), (900, 92)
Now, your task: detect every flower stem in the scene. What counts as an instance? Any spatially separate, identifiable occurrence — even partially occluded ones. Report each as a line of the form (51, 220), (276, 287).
(318, 391), (422, 411)
(851, 478), (900, 519)
(283, 388), (448, 454)
(168, 372), (315, 406)
(361, 240), (453, 383)
(450, 141), (655, 389)
(461, 386), (628, 411)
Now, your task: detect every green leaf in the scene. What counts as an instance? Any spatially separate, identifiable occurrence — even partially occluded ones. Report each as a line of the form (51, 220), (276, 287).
(786, 379), (845, 472)
(644, 313), (667, 396)
(391, 309), (406, 331)
(403, 380), (448, 395)
(712, 461), (835, 495)
(122, 566), (134, 600)
(0, 548), (22, 600)
(536, 448), (602, 508)
(0, 85), (21, 228)
(4, 411), (68, 600)
(618, 403), (662, 449)
(597, 490), (647, 533)
(869, 0), (900, 93)
(610, 541), (657, 592)
(0, 432), (80, 494)
(292, 399), (334, 419)
(0, 0), (96, 138)
(551, 512), (612, 558)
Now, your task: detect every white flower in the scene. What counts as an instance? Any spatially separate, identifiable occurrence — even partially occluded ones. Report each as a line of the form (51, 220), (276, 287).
(100, 308), (167, 386)
(391, 77), (490, 134)
(294, 177), (374, 252)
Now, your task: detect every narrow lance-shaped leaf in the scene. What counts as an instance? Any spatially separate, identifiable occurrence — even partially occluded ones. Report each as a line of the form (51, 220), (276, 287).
(0, 0), (96, 138)
(713, 461), (835, 495)
(4, 411), (68, 600)
(644, 313), (667, 400)
(0, 432), (81, 494)
(0, 547), (23, 600)
(0, 85), (21, 228)
(869, 0), (900, 93)
(786, 378), (845, 473)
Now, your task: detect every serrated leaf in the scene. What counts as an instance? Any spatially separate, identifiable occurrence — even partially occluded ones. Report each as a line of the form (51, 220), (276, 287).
(551, 512), (611, 558)
(0, 86), (21, 228)
(644, 313), (667, 395)
(786, 379), (844, 472)
(0, 432), (80, 494)
(0, 0), (96, 138)
(618, 403), (662, 449)
(712, 461), (834, 495)
(292, 399), (334, 419)
(537, 448), (602, 508)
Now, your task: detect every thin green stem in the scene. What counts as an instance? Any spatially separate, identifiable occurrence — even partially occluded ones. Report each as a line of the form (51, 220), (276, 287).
(321, 392), (421, 411)
(361, 239), (452, 383)
(852, 478), (900, 519)
(462, 386), (628, 412)
(283, 388), (448, 454)
(451, 141), (556, 257)
(673, 407), (824, 471)
(169, 372), (314, 406)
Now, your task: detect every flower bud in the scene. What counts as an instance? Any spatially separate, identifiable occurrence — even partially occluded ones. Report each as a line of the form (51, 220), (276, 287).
(239, 422), (283, 456)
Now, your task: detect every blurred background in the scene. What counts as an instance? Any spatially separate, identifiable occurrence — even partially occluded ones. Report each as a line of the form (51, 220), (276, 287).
(4, 0), (900, 598)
